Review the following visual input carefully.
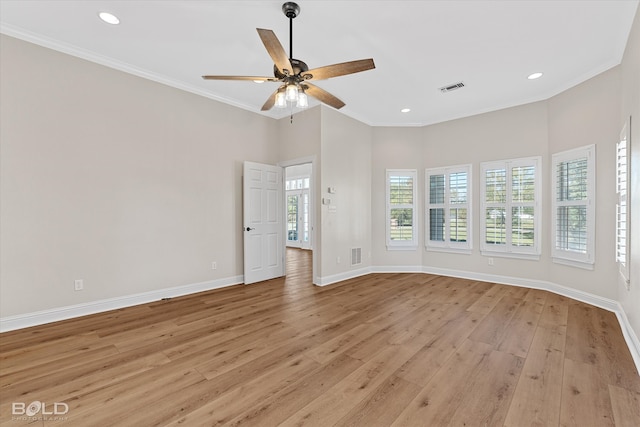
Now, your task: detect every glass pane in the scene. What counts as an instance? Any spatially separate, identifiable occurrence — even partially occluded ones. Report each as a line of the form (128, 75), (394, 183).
(302, 193), (309, 243)
(450, 208), (467, 242)
(390, 208), (413, 241)
(303, 177), (310, 189)
(485, 208), (506, 245)
(556, 158), (587, 201)
(429, 174), (445, 204)
(512, 166), (535, 202)
(450, 172), (467, 204)
(287, 195), (298, 242)
(429, 208), (445, 241)
(485, 169), (506, 203)
(556, 206), (587, 252)
(512, 206), (534, 247)
(617, 203), (627, 262)
(389, 175), (414, 205)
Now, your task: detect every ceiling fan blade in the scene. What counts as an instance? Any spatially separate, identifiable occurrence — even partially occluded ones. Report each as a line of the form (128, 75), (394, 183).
(257, 28), (292, 76)
(302, 83), (345, 110)
(304, 59), (375, 81)
(261, 86), (286, 111)
(202, 75), (278, 81)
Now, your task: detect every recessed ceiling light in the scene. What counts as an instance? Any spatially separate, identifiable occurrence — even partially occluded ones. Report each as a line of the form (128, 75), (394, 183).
(527, 72), (543, 80)
(98, 12), (120, 25)
(401, 108), (411, 113)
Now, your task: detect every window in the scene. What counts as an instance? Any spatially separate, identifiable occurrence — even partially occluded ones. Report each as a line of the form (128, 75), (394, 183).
(480, 157), (541, 259)
(426, 165), (472, 253)
(552, 145), (595, 268)
(386, 169), (418, 250)
(617, 123), (630, 284)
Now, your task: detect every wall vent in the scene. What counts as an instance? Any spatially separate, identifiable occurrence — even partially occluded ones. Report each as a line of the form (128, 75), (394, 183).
(439, 82), (465, 93)
(351, 248), (362, 266)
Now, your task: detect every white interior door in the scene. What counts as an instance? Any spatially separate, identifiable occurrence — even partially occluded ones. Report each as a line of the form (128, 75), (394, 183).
(243, 161), (284, 284)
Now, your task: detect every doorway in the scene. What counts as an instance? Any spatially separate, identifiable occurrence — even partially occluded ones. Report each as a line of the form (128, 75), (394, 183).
(285, 163), (312, 250)
(281, 159), (316, 285)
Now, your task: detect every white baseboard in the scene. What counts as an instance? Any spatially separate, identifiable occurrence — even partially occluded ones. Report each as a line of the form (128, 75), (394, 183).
(319, 265), (639, 373)
(315, 267), (372, 287)
(371, 265), (424, 273)
(3, 266), (638, 375)
(0, 275), (243, 333)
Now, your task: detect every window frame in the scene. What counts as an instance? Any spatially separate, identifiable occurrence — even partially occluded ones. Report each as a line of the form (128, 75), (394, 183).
(386, 169), (418, 250)
(480, 156), (542, 260)
(551, 144), (596, 269)
(425, 164), (472, 254)
(616, 122), (630, 284)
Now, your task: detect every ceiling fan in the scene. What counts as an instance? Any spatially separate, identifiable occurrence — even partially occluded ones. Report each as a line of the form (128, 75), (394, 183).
(202, 2), (375, 111)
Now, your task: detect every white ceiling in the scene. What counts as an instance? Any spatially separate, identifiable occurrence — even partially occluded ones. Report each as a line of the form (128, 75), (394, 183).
(1, 0), (637, 126)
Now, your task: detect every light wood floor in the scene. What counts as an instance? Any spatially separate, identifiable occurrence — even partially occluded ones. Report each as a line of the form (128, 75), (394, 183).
(1, 248), (639, 426)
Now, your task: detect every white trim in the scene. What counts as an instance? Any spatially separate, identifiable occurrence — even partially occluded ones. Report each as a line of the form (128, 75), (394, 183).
(0, 24), (271, 117)
(482, 251), (541, 261)
(371, 265), (424, 273)
(386, 169), (419, 250)
(480, 156), (542, 257)
(552, 257), (595, 270)
(3, 266), (637, 375)
(314, 267), (372, 287)
(0, 275), (243, 333)
(415, 265), (636, 373)
(551, 144), (596, 266)
(425, 164), (473, 252)
(426, 247), (472, 255)
(386, 246), (419, 252)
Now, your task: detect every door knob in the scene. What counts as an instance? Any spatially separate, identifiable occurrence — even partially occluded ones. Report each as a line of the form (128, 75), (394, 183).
(246, 227), (254, 231)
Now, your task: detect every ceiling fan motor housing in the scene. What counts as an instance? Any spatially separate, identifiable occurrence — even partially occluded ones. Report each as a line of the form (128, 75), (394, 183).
(273, 58), (309, 80)
(282, 2), (300, 19)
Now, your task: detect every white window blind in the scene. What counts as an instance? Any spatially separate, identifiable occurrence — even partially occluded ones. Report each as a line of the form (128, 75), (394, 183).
(552, 145), (595, 268)
(480, 157), (541, 259)
(386, 169), (418, 250)
(617, 123), (630, 284)
(426, 165), (472, 253)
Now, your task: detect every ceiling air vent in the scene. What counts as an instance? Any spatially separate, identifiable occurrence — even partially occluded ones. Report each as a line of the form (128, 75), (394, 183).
(439, 82), (465, 93)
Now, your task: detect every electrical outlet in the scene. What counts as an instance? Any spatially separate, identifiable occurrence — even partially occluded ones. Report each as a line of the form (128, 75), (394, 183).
(336, 256), (341, 264)
(211, 261), (217, 270)
(74, 279), (84, 291)
(488, 258), (494, 266)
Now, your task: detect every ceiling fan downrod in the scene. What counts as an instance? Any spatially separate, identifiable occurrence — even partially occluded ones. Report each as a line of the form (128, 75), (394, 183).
(282, 2), (300, 60)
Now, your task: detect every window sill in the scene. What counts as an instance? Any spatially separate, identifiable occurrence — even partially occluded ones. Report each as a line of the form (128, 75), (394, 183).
(387, 245), (418, 251)
(426, 246), (472, 255)
(481, 251), (540, 261)
(552, 257), (594, 270)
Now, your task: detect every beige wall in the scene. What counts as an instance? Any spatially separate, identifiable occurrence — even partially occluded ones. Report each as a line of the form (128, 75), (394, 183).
(319, 107), (372, 280)
(547, 67), (621, 299)
(422, 102), (549, 280)
(620, 6), (640, 342)
(0, 35), (278, 316)
(1, 2), (639, 349)
(276, 106), (322, 281)
(371, 126), (424, 269)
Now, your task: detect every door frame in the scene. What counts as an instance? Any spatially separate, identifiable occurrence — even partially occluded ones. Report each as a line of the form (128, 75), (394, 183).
(279, 156), (318, 284)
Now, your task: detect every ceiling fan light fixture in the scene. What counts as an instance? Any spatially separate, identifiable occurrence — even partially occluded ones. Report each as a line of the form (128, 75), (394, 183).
(275, 91), (287, 108)
(296, 92), (308, 109)
(285, 84), (299, 102)
(98, 12), (120, 25)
